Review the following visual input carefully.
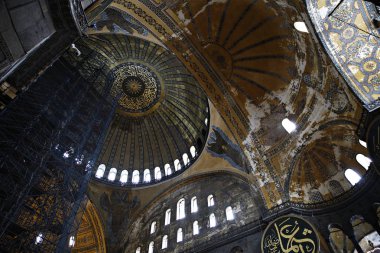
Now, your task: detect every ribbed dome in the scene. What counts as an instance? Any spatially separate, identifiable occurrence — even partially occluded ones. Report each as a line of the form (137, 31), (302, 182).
(63, 34), (210, 186)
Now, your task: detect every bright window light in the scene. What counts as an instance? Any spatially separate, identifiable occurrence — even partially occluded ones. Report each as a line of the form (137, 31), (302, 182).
(120, 170), (128, 183)
(162, 235), (168, 249)
(294, 21), (309, 33)
(107, 168), (117, 181)
(35, 233), (43, 245)
(148, 241), (154, 253)
(209, 213), (216, 228)
(345, 169), (362, 185)
(193, 221), (199, 235)
(177, 228), (183, 242)
(356, 154), (371, 170)
(95, 164), (106, 178)
(69, 236), (75, 247)
(226, 206), (234, 221)
(282, 118), (296, 133)
(359, 140), (367, 148)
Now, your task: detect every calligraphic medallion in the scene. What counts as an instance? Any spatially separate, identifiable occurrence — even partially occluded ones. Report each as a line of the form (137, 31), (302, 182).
(261, 215), (320, 253)
(107, 62), (163, 116)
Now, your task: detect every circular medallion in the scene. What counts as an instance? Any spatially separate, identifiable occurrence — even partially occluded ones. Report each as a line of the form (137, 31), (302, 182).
(261, 215), (320, 253)
(107, 63), (161, 114)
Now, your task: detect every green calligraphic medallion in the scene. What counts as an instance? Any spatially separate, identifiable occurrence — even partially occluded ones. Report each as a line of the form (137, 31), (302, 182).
(261, 215), (320, 253)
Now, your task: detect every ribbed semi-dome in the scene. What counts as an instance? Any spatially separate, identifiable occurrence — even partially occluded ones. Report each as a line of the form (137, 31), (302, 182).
(63, 34), (210, 186)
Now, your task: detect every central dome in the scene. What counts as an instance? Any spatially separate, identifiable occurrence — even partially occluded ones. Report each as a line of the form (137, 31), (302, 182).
(108, 62), (161, 114)
(63, 34), (210, 187)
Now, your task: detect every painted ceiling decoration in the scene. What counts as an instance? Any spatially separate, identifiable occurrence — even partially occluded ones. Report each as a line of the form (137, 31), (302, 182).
(72, 201), (106, 253)
(306, 0), (380, 111)
(63, 34), (210, 186)
(100, 0), (367, 208)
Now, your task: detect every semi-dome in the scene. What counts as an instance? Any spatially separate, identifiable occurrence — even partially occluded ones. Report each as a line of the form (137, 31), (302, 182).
(63, 34), (210, 186)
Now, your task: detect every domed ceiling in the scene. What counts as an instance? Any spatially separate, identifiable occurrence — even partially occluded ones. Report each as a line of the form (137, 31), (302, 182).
(64, 34), (210, 186)
(101, 0), (368, 207)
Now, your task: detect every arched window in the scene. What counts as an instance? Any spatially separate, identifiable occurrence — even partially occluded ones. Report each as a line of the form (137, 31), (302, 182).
(174, 159), (181, 171)
(132, 170), (140, 184)
(207, 195), (215, 207)
(165, 209), (171, 225)
(183, 153), (190, 166)
(144, 169), (151, 183)
(150, 221), (156, 234)
(95, 164), (106, 178)
(177, 198), (185, 220)
(136, 247), (141, 253)
(120, 170), (128, 183)
(154, 167), (161, 180)
(294, 21), (309, 33)
(282, 118), (296, 133)
(209, 213), (216, 228)
(205, 118), (208, 126)
(193, 221), (199, 235)
(345, 169), (361, 185)
(107, 168), (117, 181)
(191, 196), (198, 213)
(190, 146), (196, 158)
(148, 241), (154, 253)
(164, 164), (172, 176)
(177, 228), (183, 242)
(162, 235), (168, 249)
(356, 154), (371, 170)
(226, 206), (234, 220)
(359, 139), (367, 148)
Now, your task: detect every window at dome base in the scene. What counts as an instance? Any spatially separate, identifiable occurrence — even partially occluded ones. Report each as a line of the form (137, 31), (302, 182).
(107, 168), (117, 181)
(164, 164), (172, 176)
(120, 170), (128, 183)
(154, 167), (161, 180)
(144, 169), (151, 183)
(345, 169), (362, 185)
(294, 21), (309, 33)
(95, 164), (106, 178)
(356, 154), (371, 170)
(132, 170), (140, 184)
(88, 35), (210, 187)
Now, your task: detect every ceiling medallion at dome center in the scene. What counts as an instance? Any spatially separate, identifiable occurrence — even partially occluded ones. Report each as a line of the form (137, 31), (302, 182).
(108, 63), (162, 115)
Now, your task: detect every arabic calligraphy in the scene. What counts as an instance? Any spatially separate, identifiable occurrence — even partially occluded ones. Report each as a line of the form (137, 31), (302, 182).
(261, 216), (319, 253)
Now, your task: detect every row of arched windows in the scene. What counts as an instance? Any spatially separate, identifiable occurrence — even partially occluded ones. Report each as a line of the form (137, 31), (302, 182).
(344, 140), (372, 186)
(142, 206), (234, 252)
(162, 195), (215, 225)
(94, 146), (198, 184)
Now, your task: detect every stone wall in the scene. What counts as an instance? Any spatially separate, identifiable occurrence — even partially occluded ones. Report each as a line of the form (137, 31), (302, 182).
(123, 172), (263, 253)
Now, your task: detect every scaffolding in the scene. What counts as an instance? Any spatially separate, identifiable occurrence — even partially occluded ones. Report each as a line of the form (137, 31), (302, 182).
(0, 59), (115, 252)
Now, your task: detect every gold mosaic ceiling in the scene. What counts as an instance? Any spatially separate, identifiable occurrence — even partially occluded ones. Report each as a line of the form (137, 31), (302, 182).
(76, 0), (371, 208)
